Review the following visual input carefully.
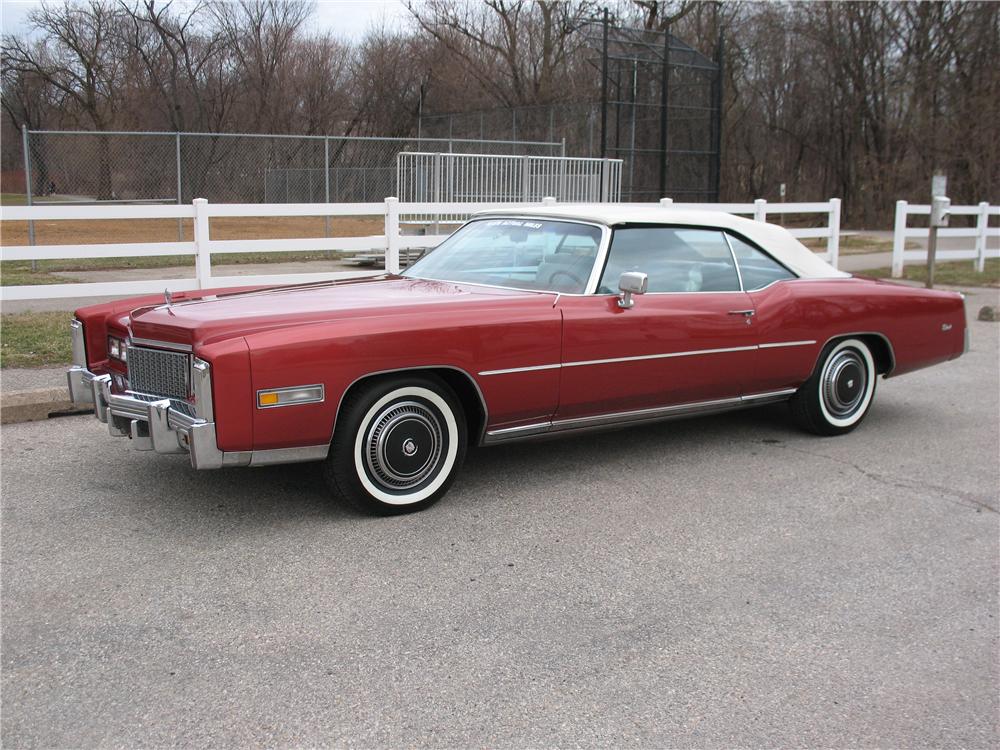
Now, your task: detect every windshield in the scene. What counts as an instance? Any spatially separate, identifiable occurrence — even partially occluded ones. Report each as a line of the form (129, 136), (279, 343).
(402, 218), (603, 294)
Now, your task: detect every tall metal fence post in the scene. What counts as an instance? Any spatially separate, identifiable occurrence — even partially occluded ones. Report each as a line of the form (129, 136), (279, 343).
(193, 198), (211, 288)
(21, 126), (36, 269)
(753, 198), (767, 223)
(827, 198), (841, 269)
(521, 155), (531, 201)
(892, 200), (907, 277)
(385, 197), (400, 274)
(175, 133), (183, 241)
(324, 136), (331, 238)
(975, 201), (989, 272)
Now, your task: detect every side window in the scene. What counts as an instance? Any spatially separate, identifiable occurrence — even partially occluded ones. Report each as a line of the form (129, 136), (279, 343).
(727, 234), (796, 291)
(598, 227), (741, 294)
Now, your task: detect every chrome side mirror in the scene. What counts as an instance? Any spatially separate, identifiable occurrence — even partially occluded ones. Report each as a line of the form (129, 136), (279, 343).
(617, 271), (648, 309)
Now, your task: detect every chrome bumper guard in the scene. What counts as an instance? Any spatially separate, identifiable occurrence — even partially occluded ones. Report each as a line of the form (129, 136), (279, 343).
(67, 365), (235, 470)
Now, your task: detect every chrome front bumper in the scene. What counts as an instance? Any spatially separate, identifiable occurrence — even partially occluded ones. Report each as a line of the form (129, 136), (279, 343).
(67, 366), (229, 469)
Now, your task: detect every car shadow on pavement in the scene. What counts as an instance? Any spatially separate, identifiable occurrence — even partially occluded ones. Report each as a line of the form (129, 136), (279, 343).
(110, 400), (913, 524)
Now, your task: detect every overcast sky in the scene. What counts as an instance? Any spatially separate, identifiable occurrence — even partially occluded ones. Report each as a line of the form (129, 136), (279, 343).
(0, 0), (412, 39)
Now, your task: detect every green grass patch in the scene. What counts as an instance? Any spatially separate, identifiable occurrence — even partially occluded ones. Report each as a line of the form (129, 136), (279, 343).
(860, 258), (1000, 287)
(1, 311), (73, 368)
(0, 193), (28, 205)
(1, 266), (79, 285)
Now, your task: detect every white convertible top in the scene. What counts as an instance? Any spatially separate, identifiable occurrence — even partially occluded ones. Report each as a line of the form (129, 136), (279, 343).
(475, 204), (850, 280)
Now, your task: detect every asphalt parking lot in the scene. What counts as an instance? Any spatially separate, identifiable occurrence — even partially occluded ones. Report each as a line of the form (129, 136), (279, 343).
(2, 319), (998, 748)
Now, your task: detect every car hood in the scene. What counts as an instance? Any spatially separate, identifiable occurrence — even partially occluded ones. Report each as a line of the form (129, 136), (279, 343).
(127, 275), (549, 347)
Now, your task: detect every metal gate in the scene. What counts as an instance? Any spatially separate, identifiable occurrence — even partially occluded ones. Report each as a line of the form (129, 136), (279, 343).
(396, 152), (621, 219)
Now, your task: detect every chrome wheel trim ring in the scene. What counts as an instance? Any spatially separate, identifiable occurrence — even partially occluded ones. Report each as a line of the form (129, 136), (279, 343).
(817, 339), (876, 428)
(352, 386), (460, 506)
(364, 400), (443, 490)
(822, 350), (867, 417)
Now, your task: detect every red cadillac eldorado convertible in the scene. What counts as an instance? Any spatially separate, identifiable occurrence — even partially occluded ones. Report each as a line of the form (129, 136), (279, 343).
(67, 205), (968, 514)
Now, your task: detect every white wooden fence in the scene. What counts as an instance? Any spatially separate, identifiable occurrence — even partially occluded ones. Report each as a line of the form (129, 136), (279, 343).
(891, 200), (999, 277)
(0, 196), (842, 301)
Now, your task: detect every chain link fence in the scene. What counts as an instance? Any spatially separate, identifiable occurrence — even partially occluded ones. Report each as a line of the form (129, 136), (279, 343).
(18, 130), (565, 205)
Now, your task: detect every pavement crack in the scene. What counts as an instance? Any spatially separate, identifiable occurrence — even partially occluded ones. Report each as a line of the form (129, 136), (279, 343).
(762, 441), (999, 514)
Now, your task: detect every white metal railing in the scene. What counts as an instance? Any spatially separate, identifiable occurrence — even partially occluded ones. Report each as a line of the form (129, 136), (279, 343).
(397, 152), (621, 224)
(659, 197), (842, 267)
(891, 201), (999, 277)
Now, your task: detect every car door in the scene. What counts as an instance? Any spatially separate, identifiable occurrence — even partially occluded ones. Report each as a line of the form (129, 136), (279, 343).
(555, 225), (758, 421)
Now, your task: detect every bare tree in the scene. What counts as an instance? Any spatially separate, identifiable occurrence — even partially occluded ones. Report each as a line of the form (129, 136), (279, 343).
(408, 0), (597, 107)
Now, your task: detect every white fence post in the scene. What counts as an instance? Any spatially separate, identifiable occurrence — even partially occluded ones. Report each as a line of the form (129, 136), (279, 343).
(892, 200), (907, 278)
(192, 198), (211, 288)
(827, 198), (841, 269)
(975, 201), (989, 273)
(659, 197), (673, 206)
(385, 197), (400, 274)
(753, 198), (767, 223)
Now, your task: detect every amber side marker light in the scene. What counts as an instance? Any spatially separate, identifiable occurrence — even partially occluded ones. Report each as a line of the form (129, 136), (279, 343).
(256, 385), (325, 409)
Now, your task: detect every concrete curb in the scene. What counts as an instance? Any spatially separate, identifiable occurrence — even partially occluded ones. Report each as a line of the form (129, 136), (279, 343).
(1, 387), (91, 424)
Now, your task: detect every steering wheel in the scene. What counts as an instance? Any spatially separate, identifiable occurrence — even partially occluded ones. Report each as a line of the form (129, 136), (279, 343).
(547, 269), (587, 292)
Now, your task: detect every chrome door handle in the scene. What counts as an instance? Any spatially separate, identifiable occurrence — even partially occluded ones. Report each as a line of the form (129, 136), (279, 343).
(728, 309), (755, 317)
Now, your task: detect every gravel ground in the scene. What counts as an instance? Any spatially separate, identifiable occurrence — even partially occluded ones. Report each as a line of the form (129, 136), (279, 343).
(1, 320), (997, 748)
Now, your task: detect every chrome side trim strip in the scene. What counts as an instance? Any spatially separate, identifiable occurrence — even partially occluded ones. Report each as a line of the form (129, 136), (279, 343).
(478, 363), (562, 376)
(758, 340), (816, 349)
(247, 444), (330, 467)
(741, 388), (797, 401)
(128, 336), (193, 352)
(483, 388), (798, 445)
(478, 341), (820, 376)
(562, 345), (757, 369)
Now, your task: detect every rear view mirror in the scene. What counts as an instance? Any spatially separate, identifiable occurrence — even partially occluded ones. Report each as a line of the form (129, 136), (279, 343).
(618, 271), (648, 309)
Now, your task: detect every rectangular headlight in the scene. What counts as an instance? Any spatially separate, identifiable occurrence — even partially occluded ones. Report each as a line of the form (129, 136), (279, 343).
(256, 385), (325, 409)
(107, 335), (128, 362)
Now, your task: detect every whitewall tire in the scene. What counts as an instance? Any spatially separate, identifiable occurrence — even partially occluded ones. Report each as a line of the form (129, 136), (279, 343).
(790, 338), (877, 436)
(325, 374), (467, 514)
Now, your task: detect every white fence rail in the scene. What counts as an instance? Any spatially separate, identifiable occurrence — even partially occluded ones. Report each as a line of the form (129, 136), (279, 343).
(1, 196), (841, 302)
(891, 201), (999, 277)
(0, 198), (549, 301)
(660, 197), (842, 266)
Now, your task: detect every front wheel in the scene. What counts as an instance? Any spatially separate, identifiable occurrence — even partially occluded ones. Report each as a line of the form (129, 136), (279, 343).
(325, 374), (467, 515)
(790, 338), (877, 436)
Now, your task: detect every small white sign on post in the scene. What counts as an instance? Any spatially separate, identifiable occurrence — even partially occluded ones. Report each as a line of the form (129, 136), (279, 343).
(931, 173), (948, 198)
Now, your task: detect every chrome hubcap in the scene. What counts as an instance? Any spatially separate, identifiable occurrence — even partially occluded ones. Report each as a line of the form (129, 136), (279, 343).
(364, 400), (443, 491)
(823, 349), (867, 417)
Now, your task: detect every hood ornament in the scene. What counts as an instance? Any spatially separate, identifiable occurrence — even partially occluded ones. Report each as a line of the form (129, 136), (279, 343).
(164, 288), (173, 307)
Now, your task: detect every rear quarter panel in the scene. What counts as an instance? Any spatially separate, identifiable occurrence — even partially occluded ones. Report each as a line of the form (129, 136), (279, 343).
(749, 277), (966, 393)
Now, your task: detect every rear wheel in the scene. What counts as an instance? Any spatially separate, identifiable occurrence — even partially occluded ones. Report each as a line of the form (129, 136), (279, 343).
(790, 338), (877, 436)
(325, 374), (467, 514)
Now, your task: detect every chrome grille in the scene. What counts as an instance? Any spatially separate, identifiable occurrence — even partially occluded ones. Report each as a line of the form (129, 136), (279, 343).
(127, 346), (190, 399)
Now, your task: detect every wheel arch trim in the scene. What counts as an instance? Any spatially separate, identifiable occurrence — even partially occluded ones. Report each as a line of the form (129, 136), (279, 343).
(814, 332), (895, 377)
(331, 365), (490, 446)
